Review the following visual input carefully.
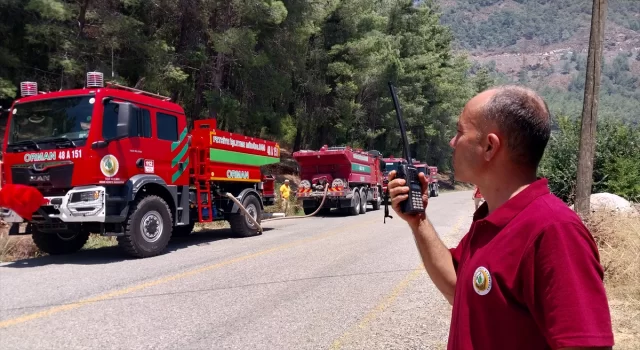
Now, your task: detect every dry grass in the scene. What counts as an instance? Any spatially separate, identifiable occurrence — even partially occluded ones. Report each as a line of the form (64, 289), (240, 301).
(585, 210), (640, 349)
(84, 235), (117, 250)
(0, 232), (43, 262)
(264, 192), (303, 217)
(193, 221), (230, 232)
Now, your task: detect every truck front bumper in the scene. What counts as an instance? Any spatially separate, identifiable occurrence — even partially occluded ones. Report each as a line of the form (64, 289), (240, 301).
(0, 185), (108, 224)
(298, 190), (355, 209)
(296, 190), (353, 199)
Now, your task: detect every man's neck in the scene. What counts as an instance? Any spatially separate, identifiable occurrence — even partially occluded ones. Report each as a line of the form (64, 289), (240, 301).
(479, 171), (538, 214)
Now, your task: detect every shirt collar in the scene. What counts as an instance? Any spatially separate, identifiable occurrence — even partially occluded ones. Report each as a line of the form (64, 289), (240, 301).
(472, 178), (551, 229)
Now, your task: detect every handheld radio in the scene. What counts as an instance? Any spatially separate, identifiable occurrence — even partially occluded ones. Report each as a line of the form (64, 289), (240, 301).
(385, 82), (424, 219)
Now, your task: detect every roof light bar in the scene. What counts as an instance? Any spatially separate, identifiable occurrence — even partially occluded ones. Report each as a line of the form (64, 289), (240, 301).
(20, 82), (38, 97)
(86, 72), (104, 88)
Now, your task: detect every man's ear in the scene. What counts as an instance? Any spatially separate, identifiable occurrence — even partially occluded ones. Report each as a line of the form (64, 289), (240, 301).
(484, 133), (500, 161)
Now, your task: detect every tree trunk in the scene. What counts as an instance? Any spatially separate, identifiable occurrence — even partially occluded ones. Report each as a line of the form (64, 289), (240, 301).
(171, 0), (198, 102)
(77, 0), (91, 38)
(575, 0), (607, 216)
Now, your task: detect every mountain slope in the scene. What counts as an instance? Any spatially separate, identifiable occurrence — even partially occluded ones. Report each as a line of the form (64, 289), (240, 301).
(436, 0), (640, 124)
(439, 0), (640, 54)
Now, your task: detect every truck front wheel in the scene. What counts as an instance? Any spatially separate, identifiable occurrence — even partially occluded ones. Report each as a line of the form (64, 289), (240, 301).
(32, 230), (90, 255)
(118, 195), (173, 258)
(229, 195), (262, 238)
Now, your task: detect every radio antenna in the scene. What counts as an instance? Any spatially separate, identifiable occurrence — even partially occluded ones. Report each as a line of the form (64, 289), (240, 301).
(388, 82), (413, 165)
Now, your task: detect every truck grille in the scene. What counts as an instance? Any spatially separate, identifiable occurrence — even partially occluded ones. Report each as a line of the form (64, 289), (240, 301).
(11, 162), (73, 196)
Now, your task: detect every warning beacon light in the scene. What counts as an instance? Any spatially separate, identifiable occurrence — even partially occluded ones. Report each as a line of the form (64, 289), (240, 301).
(86, 71), (104, 88)
(20, 82), (38, 97)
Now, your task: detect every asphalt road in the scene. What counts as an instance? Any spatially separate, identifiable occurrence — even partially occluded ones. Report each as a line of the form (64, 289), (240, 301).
(0, 190), (474, 350)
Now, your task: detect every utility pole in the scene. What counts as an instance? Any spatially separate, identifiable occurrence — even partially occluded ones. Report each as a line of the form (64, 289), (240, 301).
(575, 0), (607, 217)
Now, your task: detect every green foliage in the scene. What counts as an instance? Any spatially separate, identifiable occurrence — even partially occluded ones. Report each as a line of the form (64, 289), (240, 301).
(0, 78), (17, 99)
(539, 115), (640, 203)
(604, 157), (640, 202)
(473, 67), (494, 93)
(0, 0), (474, 171)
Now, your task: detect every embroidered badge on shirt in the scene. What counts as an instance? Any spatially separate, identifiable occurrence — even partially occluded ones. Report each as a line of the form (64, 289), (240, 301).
(472, 266), (492, 295)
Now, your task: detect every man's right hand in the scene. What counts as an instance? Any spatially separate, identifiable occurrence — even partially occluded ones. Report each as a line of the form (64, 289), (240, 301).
(387, 170), (430, 228)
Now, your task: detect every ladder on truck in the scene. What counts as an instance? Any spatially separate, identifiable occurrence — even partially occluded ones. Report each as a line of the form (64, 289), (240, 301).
(192, 147), (214, 222)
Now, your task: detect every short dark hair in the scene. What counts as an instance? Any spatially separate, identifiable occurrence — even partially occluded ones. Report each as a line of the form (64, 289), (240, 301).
(479, 85), (551, 169)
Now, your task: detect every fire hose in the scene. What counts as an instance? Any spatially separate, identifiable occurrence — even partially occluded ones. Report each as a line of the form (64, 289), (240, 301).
(224, 183), (330, 233)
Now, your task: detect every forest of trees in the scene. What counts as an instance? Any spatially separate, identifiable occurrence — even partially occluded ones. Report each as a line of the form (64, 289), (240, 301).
(0, 0), (477, 169)
(0, 0), (638, 201)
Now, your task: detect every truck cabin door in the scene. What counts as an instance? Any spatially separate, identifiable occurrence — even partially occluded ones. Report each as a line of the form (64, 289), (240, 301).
(97, 99), (152, 184)
(153, 111), (189, 185)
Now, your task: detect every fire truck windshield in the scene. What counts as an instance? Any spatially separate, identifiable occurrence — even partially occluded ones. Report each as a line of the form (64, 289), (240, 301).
(384, 162), (400, 173)
(8, 95), (95, 146)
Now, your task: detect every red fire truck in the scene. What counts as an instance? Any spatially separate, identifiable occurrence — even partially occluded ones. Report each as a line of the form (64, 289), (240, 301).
(381, 155), (406, 196)
(413, 160), (440, 197)
(293, 145), (383, 215)
(382, 156), (439, 198)
(0, 73), (280, 258)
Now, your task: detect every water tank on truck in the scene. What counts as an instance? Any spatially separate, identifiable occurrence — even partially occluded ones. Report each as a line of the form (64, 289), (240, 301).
(293, 145), (383, 216)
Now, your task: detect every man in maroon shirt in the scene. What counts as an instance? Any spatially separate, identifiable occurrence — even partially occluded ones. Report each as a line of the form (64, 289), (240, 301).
(387, 85), (614, 349)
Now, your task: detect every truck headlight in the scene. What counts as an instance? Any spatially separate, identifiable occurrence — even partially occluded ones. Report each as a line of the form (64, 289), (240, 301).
(71, 190), (102, 203)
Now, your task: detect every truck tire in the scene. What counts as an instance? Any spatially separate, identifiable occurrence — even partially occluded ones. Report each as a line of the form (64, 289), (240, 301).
(349, 190), (360, 216)
(359, 188), (367, 214)
(118, 195), (173, 258)
(303, 206), (317, 215)
(32, 230), (90, 255)
(430, 183), (439, 197)
(229, 195), (262, 238)
(172, 221), (195, 238)
(434, 183), (440, 197)
(372, 188), (382, 210)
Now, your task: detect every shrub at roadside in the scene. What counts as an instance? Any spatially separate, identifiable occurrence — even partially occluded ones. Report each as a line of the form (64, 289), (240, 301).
(539, 115), (640, 204)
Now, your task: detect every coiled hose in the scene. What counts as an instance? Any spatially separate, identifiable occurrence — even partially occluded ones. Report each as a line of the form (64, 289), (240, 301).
(224, 183), (330, 233)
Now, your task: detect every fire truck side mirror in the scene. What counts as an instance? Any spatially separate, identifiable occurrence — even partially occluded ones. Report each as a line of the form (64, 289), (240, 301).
(115, 102), (138, 139)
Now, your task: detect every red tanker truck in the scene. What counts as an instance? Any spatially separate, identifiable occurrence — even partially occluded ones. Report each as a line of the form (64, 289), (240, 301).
(292, 145), (383, 215)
